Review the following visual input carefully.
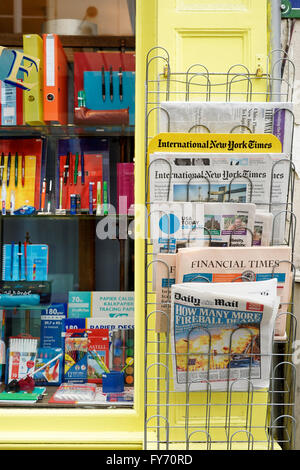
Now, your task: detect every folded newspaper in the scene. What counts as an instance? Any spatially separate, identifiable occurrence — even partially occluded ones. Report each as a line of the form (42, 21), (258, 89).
(150, 202), (257, 253)
(158, 102), (293, 154)
(149, 151), (289, 244)
(175, 245), (292, 339)
(171, 279), (279, 392)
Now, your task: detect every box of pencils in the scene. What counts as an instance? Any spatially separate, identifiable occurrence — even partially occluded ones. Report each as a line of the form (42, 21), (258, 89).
(64, 330), (88, 383)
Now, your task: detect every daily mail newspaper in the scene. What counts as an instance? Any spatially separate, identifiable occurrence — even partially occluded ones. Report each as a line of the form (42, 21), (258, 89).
(150, 202), (256, 253)
(158, 102), (293, 154)
(175, 245), (292, 338)
(171, 279), (279, 392)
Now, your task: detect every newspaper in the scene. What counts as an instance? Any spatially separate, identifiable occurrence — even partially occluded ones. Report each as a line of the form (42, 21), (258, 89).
(149, 152), (289, 242)
(158, 102), (293, 154)
(153, 253), (176, 333)
(150, 202), (256, 253)
(170, 279), (279, 391)
(175, 245), (292, 338)
(253, 211), (273, 247)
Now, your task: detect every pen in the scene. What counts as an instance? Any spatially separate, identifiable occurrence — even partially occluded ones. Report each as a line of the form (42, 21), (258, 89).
(47, 179), (52, 213)
(6, 152), (11, 187)
(89, 182), (93, 215)
(69, 153), (73, 186)
(18, 241), (22, 280)
(0, 152), (4, 186)
(10, 243), (14, 280)
(103, 180), (108, 215)
(64, 152), (70, 185)
(15, 152), (18, 187)
(1, 181), (6, 215)
(41, 178), (46, 211)
(24, 241), (27, 280)
(119, 67), (123, 101)
(21, 155), (25, 187)
(59, 176), (63, 210)
(74, 152), (79, 185)
(81, 152), (85, 184)
(102, 66), (106, 101)
(110, 66), (113, 101)
(10, 190), (15, 215)
(96, 181), (101, 216)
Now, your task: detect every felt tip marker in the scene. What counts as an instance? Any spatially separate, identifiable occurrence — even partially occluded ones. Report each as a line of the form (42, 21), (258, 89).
(89, 182), (93, 215)
(103, 181), (108, 215)
(59, 177), (63, 210)
(41, 178), (46, 211)
(1, 181), (6, 215)
(96, 181), (101, 216)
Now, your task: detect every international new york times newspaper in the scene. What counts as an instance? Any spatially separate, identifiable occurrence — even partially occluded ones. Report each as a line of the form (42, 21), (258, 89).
(149, 152), (289, 244)
(158, 102), (293, 154)
(171, 279), (279, 392)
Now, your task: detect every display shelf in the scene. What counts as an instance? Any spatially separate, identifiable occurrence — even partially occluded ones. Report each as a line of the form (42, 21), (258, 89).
(0, 124), (135, 138)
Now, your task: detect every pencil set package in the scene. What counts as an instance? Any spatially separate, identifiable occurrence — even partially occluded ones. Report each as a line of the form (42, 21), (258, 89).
(64, 330), (88, 383)
(34, 347), (63, 386)
(6, 337), (38, 383)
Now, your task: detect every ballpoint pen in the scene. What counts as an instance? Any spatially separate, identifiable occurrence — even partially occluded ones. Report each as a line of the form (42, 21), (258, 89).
(0, 152), (4, 186)
(1, 181), (6, 215)
(119, 67), (123, 101)
(96, 181), (101, 216)
(18, 241), (22, 280)
(10, 243), (14, 280)
(102, 66), (106, 101)
(59, 176), (63, 210)
(81, 152), (85, 184)
(41, 178), (46, 211)
(64, 152), (70, 185)
(110, 66), (113, 101)
(74, 152), (79, 185)
(47, 179), (53, 213)
(21, 155), (25, 187)
(6, 152), (11, 187)
(15, 152), (18, 187)
(103, 181), (108, 215)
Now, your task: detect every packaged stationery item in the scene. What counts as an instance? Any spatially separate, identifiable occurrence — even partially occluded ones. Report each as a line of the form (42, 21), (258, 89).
(34, 348), (63, 386)
(2, 243), (49, 282)
(0, 80), (23, 125)
(40, 303), (67, 349)
(68, 292), (92, 318)
(0, 387), (46, 403)
(49, 383), (97, 404)
(86, 328), (109, 383)
(171, 279), (279, 392)
(64, 329), (88, 383)
(6, 336), (38, 383)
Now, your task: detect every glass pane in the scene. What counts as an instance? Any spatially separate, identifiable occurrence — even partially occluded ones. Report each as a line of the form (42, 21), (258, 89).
(0, 0), (136, 410)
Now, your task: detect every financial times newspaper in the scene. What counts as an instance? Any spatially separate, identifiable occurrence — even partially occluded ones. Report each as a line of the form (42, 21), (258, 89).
(158, 102), (293, 154)
(171, 279), (279, 392)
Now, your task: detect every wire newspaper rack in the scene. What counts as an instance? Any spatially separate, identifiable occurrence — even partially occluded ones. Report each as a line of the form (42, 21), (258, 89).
(144, 48), (297, 450)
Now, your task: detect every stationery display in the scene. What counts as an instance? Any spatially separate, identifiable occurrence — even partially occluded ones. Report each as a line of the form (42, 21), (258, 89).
(2, 243), (49, 281)
(73, 51), (135, 125)
(0, 138), (45, 212)
(171, 279), (279, 392)
(56, 137), (110, 213)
